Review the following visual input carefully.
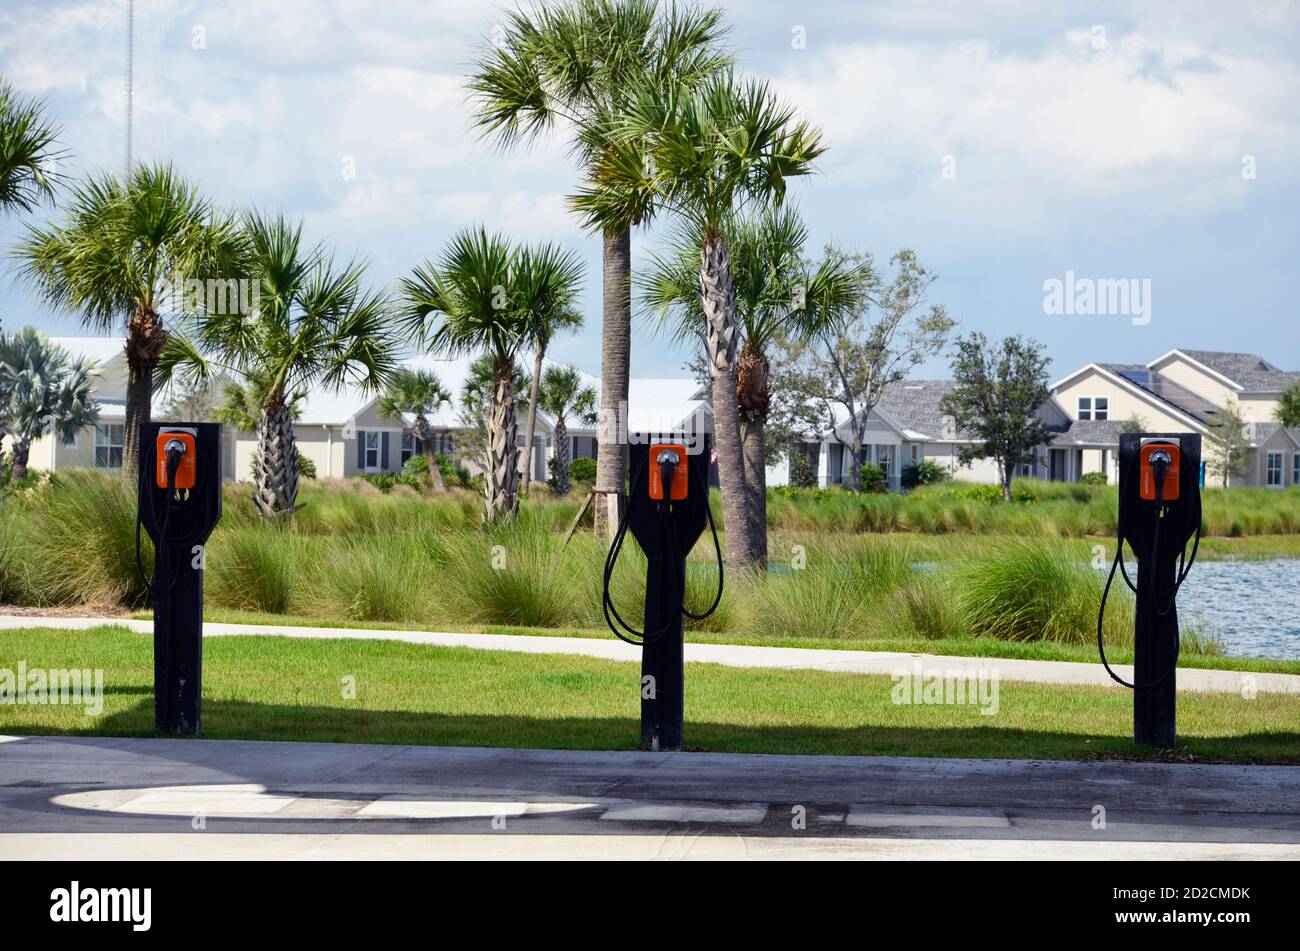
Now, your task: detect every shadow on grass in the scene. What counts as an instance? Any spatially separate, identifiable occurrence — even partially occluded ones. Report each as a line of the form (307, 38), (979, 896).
(10, 695), (1300, 765)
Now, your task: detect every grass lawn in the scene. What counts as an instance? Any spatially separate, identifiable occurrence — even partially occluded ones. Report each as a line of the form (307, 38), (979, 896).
(166, 607), (1300, 676)
(2, 625), (1297, 764)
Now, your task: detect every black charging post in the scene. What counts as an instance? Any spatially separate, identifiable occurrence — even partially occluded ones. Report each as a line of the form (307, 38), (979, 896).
(138, 421), (223, 736)
(1102, 432), (1201, 749)
(603, 433), (721, 752)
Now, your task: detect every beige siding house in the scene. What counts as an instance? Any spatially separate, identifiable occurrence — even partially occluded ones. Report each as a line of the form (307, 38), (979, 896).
(769, 348), (1299, 490)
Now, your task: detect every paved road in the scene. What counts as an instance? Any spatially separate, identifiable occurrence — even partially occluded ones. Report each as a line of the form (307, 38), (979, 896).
(2, 615), (1296, 694)
(2, 735), (1297, 859)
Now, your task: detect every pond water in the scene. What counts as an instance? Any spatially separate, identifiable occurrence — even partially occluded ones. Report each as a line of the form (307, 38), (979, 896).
(1177, 559), (1300, 659)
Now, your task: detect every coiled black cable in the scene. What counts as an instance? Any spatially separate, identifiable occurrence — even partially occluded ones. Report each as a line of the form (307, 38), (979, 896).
(602, 449), (724, 645)
(1097, 450), (1201, 689)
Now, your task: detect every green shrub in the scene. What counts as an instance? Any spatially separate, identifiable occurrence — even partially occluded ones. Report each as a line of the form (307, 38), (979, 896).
(859, 464), (888, 494)
(207, 527), (298, 614)
(788, 451), (817, 489)
(955, 539), (1132, 645)
(568, 457), (597, 486)
(402, 453), (429, 475)
(901, 458), (948, 489)
(19, 470), (149, 607)
(1080, 471), (1107, 486)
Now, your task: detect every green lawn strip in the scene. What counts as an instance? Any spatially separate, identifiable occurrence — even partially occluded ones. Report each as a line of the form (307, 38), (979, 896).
(151, 608), (1300, 675)
(2, 626), (1296, 764)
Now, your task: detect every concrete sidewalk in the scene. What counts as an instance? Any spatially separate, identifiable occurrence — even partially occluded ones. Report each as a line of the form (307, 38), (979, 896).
(1, 735), (1297, 859)
(2, 614), (1295, 694)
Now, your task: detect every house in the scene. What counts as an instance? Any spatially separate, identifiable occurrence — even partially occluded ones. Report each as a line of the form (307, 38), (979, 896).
(15, 337), (708, 487)
(1049, 350), (1300, 487)
(767, 380), (1046, 491)
(23, 337), (1297, 491)
(770, 348), (1299, 490)
(5, 337), (243, 480)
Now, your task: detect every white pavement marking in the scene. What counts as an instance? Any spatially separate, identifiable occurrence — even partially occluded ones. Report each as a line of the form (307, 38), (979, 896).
(356, 799), (593, 819)
(52, 786), (602, 821)
(3, 614), (1295, 694)
(599, 802), (769, 824)
(3, 833), (1299, 861)
(846, 805), (1011, 828)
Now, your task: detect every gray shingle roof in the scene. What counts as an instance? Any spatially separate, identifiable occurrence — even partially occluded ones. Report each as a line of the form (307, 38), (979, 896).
(876, 380), (963, 439)
(1179, 350), (1300, 392)
(1047, 419), (1122, 446)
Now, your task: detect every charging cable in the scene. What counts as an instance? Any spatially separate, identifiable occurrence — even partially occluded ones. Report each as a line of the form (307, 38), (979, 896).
(1096, 449), (1201, 689)
(602, 451), (724, 645)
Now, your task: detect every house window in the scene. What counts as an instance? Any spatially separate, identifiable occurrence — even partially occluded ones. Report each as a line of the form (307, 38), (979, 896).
(94, 424), (124, 470)
(1077, 397), (1091, 420)
(1093, 397), (1108, 421)
(873, 444), (895, 475)
(364, 431), (380, 470)
(1294, 453), (1299, 486)
(1266, 452), (1283, 487)
(401, 433), (415, 465)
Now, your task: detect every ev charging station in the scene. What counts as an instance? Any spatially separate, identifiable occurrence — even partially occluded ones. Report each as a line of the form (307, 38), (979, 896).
(1098, 432), (1202, 749)
(137, 421), (223, 736)
(603, 433), (722, 751)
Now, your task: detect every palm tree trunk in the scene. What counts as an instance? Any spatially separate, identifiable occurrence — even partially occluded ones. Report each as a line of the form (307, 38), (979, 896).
(415, 416), (445, 492)
(736, 339), (770, 569)
(254, 398), (300, 519)
(700, 231), (757, 570)
(122, 305), (165, 481)
(594, 225), (631, 539)
(416, 415), (447, 491)
(484, 362), (520, 522)
(739, 418), (767, 567)
(521, 346), (544, 494)
(553, 415), (570, 496)
(10, 439), (30, 482)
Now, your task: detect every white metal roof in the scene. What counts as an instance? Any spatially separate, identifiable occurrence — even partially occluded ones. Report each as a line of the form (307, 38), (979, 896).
(47, 336), (124, 368)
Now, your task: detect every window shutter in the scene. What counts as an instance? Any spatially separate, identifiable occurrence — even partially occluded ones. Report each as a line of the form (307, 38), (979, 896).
(381, 431), (390, 469)
(356, 431), (366, 469)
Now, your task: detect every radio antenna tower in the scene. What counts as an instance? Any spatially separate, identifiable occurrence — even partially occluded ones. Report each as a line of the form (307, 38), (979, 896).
(124, 0), (134, 174)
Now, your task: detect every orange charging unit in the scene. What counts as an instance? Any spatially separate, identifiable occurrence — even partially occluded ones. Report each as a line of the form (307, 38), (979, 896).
(155, 430), (197, 490)
(1138, 442), (1180, 502)
(647, 443), (689, 501)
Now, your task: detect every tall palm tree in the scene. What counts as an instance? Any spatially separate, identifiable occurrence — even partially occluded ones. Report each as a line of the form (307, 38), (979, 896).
(520, 306), (582, 495)
(0, 80), (65, 216)
(16, 163), (245, 478)
(572, 71), (826, 568)
(538, 364), (598, 495)
(380, 368), (453, 491)
(159, 212), (399, 518)
(468, 0), (730, 535)
(641, 205), (866, 564)
(400, 227), (583, 522)
(0, 329), (99, 482)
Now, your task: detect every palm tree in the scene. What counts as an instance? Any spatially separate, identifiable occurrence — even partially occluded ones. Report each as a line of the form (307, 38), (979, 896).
(16, 163), (245, 478)
(572, 71), (826, 568)
(160, 213), (399, 518)
(538, 365), (598, 495)
(641, 205), (865, 564)
(380, 368), (453, 491)
(400, 228), (583, 522)
(468, 0), (730, 535)
(0, 329), (99, 482)
(520, 306), (582, 495)
(0, 80), (65, 216)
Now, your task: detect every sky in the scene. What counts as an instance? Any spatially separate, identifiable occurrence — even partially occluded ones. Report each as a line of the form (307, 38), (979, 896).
(1, 0), (1297, 382)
